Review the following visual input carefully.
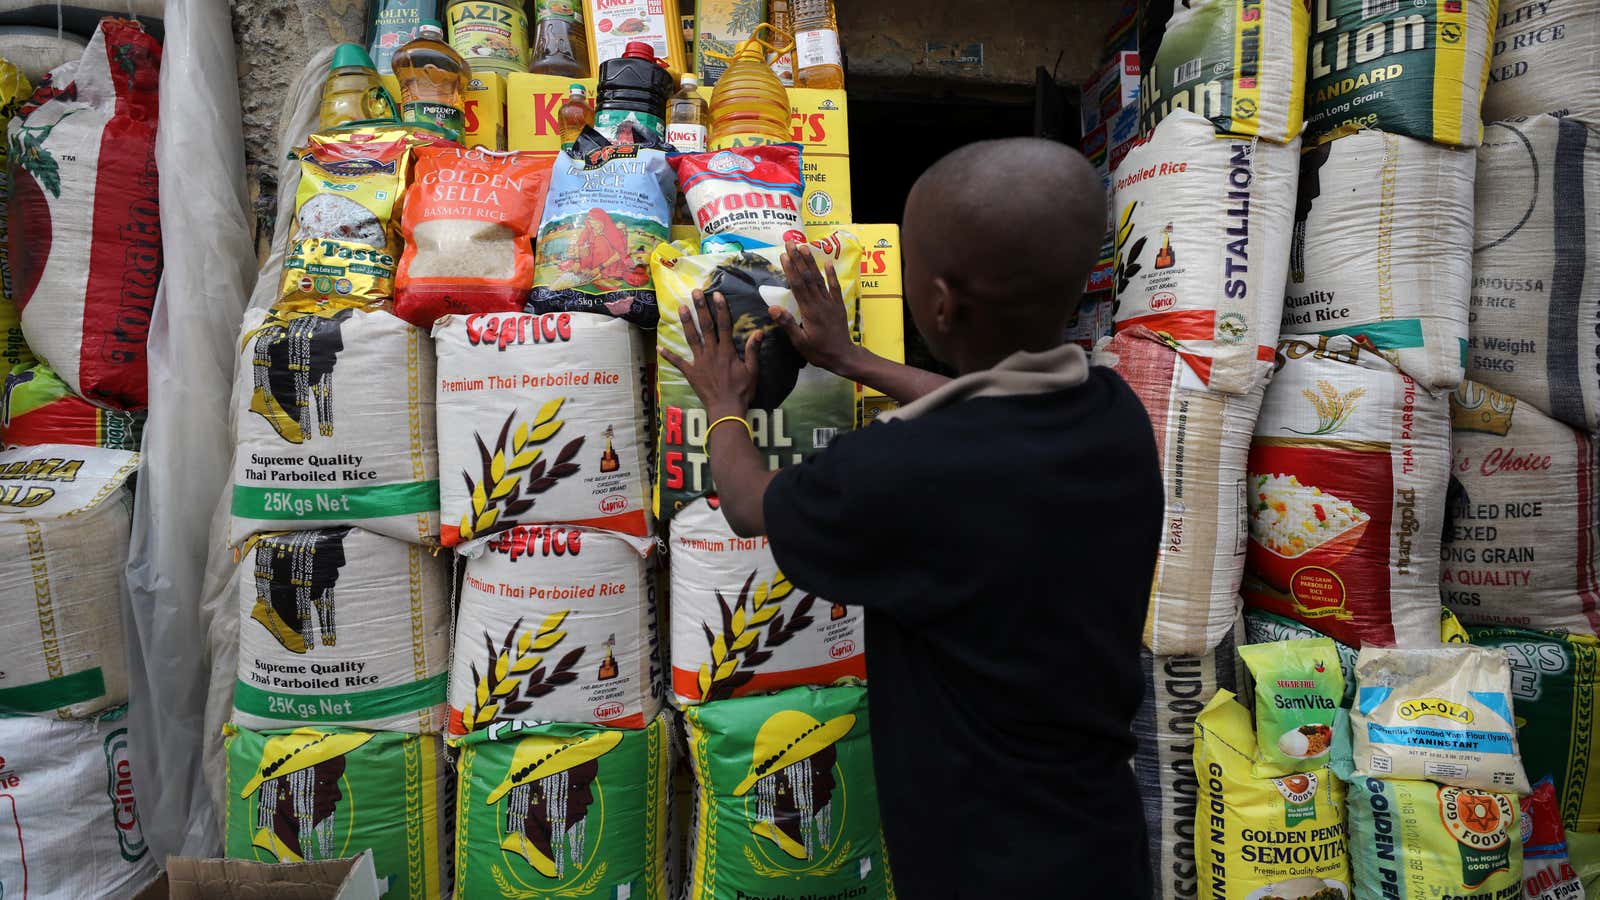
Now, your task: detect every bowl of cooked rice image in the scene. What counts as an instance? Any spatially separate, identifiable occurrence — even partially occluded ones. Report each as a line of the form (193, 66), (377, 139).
(1277, 723), (1334, 759)
(1248, 878), (1347, 900)
(1248, 474), (1369, 591)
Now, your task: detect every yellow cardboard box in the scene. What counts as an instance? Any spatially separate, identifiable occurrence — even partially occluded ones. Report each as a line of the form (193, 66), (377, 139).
(463, 71), (506, 150)
(853, 225), (905, 409)
(507, 73), (598, 162)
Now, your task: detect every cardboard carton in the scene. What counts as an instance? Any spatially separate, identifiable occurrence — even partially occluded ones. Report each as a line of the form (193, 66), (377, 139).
(134, 852), (380, 900)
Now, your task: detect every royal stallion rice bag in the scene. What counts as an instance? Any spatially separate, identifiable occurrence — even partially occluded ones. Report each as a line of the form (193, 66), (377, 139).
(1243, 335), (1451, 649)
(1111, 109), (1299, 395)
(233, 528), (452, 734)
(0, 361), (141, 450)
(0, 444), (137, 719)
(1342, 772), (1524, 900)
(432, 311), (652, 546)
(1140, 0), (1310, 143)
(1522, 776), (1585, 899)
(669, 497), (865, 707)
(1482, 0), (1600, 123)
(452, 717), (670, 900)
(1304, 0), (1496, 147)
(230, 303), (440, 547)
(7, 19), (160, 410)
(1193, 691), (1351, 900)
(224, 726), (452, 899)
(1471, 115), (1600, 433)
(1445, 382), (1600, 635)
(1240, 639), (1344, 777)
(651, 233), (860, 522)
(1285, 130), (1476, 390)
(0, 708), (160, 898)
(1350, 645), (1531, 792)
(1095, 327), (1268, 656)
(682, 685), (895, 900)
(449, 525), (661, 734)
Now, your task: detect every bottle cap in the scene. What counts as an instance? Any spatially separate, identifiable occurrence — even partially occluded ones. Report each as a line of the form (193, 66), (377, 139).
(331, 43), (378, 72)
(569, 83), (587, 94)
(680, 73), (698, 88)
(418, 19), (445, 38)
(622, 41), (658, 61)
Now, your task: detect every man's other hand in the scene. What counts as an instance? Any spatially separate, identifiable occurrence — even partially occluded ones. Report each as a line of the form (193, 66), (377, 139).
(776, 243), (863, 378)
(660, 289), (763, 418)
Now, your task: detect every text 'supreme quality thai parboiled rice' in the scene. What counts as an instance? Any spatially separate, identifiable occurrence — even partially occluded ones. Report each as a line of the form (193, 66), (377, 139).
(1445, 382), (1600, 635)
(1481, 0), (1600, 123)
(1112, 109), (1299, 395)
(1285, 129), (1476, 390)
(1343, 774), (1524, 900)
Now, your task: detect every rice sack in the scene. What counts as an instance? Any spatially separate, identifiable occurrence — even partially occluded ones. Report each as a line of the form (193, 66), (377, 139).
(395, 146), (552, 329)
(433, 311), (652, 546)
(1445, 382), (1600, 635)
(1284, 130), (1475, 390)
(1240, 639), (1343, 777)
(1471, 115), (1600, 433)
(669, 497), (865, 707)
(450, 525), (661, 734)
(529, 128), (676, 327)
(682, 685), (895, 900)
(1304, 0), (1497, 148)
(0, 58), (31, 370)
(0, 361), (141, 449)
(452, 717), (670, 900)
(0, 444), (137, 719)
(8, 19), (160, 410)
(1095, 327), (1268, 656)
(651, 234), (860, 522)
(230, 303), (440, 547)
(224, 726), (452, 898)
(1112, 109), (1299, 395)
(1350, 645), (1531, 792)
(0, 709), (160, 897)
(1193, 691), (1351, 899)
(1343, 774), (1524, 900)
(1140, 0), (1310, 143)
(233, 528), (451, 734)
(1523, 776), (1585, 899)
(669, 144), (807, 247)
(1481, 0), (1600, 123)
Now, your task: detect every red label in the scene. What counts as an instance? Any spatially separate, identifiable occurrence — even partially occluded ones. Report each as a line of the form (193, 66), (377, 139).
(594, 702), (623, 719)
(599, 494), (628, 514)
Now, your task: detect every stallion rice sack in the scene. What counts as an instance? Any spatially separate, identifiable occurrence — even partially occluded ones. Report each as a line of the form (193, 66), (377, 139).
(233, 528), (452, 734)
(1343, 773), (1524, 900)
(1111, 109), (1299, 395)
(1304, 0), (1497, 147)
(0, 444), (137, 719)
(1445, 382), (1600, 635)
(682, 685), (896, 900)
(230, 302), (440, 547)
(449, 526), (662, 734)
(1140, 0), (1310, 143)
(7, 19), (160, 410)
(0, 709), (161, 898)
(0, 361), (141, 450)
(1350, 645), (1531, 792)
(224, 726), (452, 899)
(1522, 776), (1585, 899)
(1243, 336), (1451, 649)
(669, 497), (865, 707)
(1470, 115), (1600, 433)
(1481, 0), (1600, 123)
(1094, 327), (1269, 656)
(1193, 691), (1351, 899)
(452, 717), (670, 900)
(1240, 639), (1344, 777)
(1133, 630), (1244, 900)
(432, 311), (652, 546)
(1285, 129), (1476, 390)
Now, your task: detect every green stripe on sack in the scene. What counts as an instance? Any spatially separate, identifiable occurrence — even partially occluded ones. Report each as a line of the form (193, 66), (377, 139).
(233, 672), (447, 723)
(1317, 319), (1427, 350)
(0, 667), (107, 713)
(232, 480), (439, 520)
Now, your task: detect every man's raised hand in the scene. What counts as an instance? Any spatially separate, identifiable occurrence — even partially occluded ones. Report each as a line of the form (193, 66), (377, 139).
(775, 242), (863, 378)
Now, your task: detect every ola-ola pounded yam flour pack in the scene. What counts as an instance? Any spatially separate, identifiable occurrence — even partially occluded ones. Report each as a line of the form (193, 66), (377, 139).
(449, 525), (661, 734)
(669, 497), (865, 706)
(1095, 327), (1269, 656)
(233, 527), (451, 734)
(0, 360), (142, 450)
(1112, 109), (1299, 396)
(0, 708), (161, 897)
(452, 717), (670, 900)
(1471, 115), (1600, 433)
(1141, 0), (1310, 143)
(1351, 645), (1531, 792)
(432, 311), (652, 546)
(0, 444), (138, 719)
(1193, 691), (1350, 899)
(651, 233), (860, 522)
(1343, 774), (1524, 900)
(1240, 639), (1343, 777)
(682, 685), (895, 900)
(1445, 382), (1600, 635)
(231, 302), (440, 546)
(1522, 776), (1585, 900)
(1285, 130), (1476, 390)
(1481, 0), (1600, 123)
(224, 726), (452, 898)
(1304, 0), (1497, 148)
(1244, 335), (1451, 648)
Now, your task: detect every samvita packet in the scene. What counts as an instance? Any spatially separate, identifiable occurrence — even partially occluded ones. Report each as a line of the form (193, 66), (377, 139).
(1240, 638), (1343, 777)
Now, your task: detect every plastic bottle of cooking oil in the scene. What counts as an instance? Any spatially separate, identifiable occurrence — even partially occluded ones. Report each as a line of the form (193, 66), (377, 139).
(768, 0), (795, 86)
(529, 0), (590, 77)
(595, 41), (675, 143)
(791, 0), (842, 89)
(558, 83), (593, 149)
(706, 25), (792, 150)
(666, 73), (708, 151)
(393, 20), (469, 138)
(320, 44), (398, 129)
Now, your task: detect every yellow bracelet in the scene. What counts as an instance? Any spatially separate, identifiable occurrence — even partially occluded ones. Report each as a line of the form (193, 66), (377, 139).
(703, 415), (754, 453)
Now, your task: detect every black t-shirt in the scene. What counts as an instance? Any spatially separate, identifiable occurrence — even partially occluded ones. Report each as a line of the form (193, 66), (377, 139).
(764, 367), (1163, 899)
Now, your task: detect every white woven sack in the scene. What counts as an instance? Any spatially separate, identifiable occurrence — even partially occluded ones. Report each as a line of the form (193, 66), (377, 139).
(1482, 0), (1600, 123)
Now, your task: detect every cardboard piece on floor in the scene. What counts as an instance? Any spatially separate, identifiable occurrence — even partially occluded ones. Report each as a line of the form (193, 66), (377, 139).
(134, 852), (380, 900)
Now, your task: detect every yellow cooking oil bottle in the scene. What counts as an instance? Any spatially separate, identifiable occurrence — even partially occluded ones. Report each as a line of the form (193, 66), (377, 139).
(320, 44), (398, 130)
(768, 0), (795, 86)
(393, 19), (470, 139)
(791, 0), (842, 88)
(706, 24), (793, 150)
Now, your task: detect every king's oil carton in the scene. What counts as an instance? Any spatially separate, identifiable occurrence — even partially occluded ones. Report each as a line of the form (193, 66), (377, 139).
(507, 73), (599, 163)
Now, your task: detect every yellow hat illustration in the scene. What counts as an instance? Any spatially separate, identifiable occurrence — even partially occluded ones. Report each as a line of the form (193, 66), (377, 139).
(486, 730), (623, 806)
(240, 729), (373, 798)
(733, 710), (855, 797)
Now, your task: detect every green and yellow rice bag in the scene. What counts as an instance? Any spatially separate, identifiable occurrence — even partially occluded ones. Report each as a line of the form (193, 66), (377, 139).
(0, 57), (32, 370)
(1240, 639), (1343, 777)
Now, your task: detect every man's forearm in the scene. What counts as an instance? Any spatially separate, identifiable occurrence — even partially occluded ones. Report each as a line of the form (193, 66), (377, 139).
(705, 408), (777, 537)
(837, 345), (950, 406)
